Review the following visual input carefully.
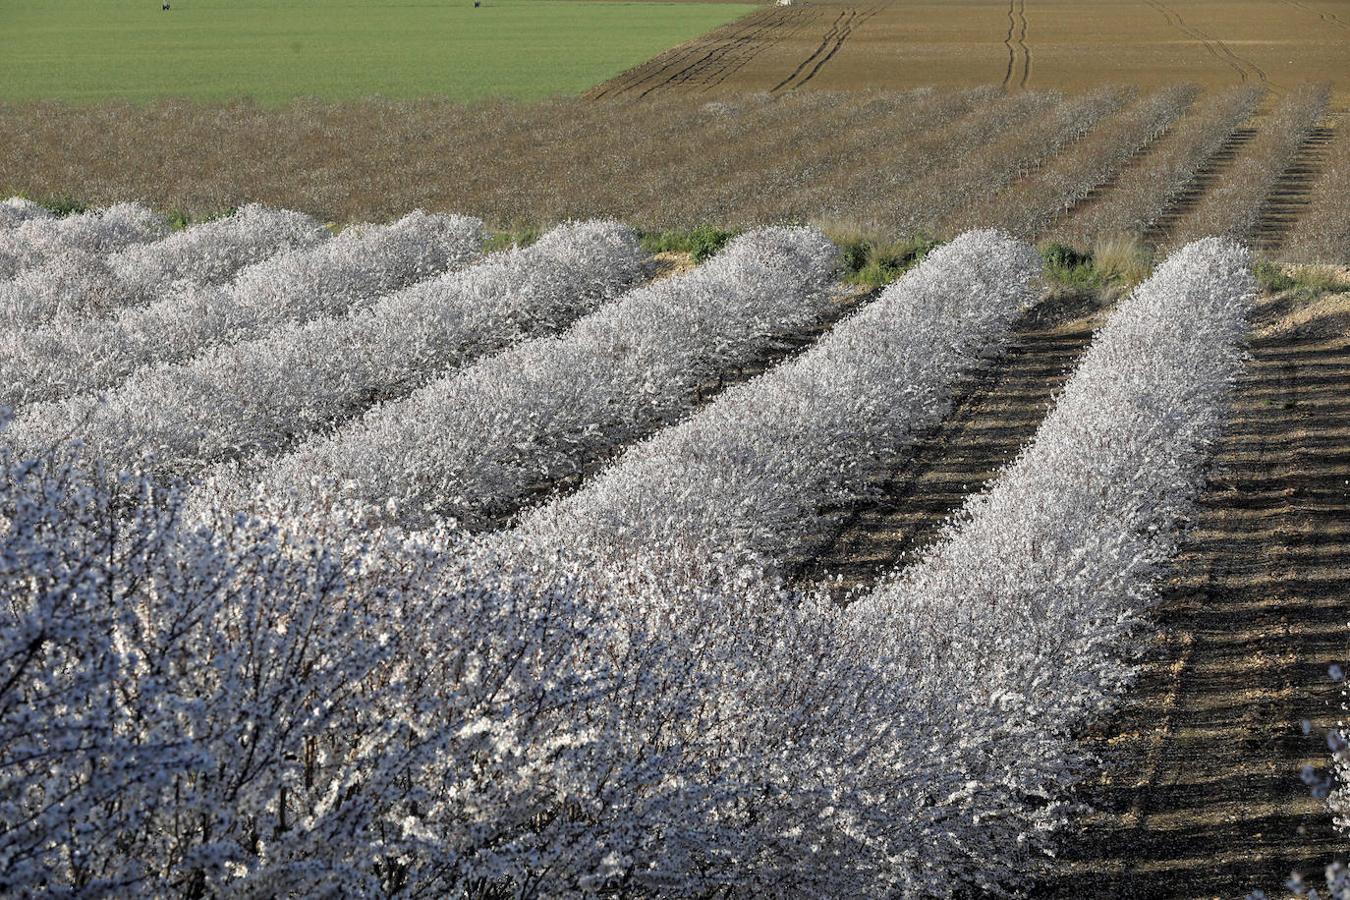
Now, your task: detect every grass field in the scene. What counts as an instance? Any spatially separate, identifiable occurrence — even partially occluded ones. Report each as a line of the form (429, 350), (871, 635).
(0, 0), (755, 103)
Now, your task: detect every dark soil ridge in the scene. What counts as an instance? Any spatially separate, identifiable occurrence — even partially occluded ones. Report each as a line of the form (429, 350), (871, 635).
(586, 6), (812, 100)
(1038, 290), (1350, 898)
(790, 289), (1107, 593)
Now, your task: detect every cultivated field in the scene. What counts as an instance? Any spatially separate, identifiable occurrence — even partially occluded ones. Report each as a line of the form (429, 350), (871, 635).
(590, 0), (1350, 100)
(4, 2), (1350, 897)
(1, 185), (1347, 896)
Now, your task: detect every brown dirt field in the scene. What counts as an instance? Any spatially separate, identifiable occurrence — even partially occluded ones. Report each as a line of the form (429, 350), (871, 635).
(3, 86), (1343, 261)
(588, 0), (1350, 103)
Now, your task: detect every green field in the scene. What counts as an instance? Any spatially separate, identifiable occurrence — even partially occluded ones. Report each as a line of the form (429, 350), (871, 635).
(0, 0), (755, 103)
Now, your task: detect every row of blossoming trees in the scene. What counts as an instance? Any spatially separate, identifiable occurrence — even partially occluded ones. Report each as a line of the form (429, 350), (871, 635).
(1, 199), (1262, 894)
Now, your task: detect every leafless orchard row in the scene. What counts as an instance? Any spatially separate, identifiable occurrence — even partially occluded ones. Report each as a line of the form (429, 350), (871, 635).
(0, 83), (1344, 261)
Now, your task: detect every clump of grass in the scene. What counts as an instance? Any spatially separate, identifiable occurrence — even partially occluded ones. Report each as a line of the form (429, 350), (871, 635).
(1089, 235), (1152, 286)
(1040, 236), (1152, 294)
(484, 227), (542, 253)
(1256, 261), (1350, 296)
(823, 223), (939, 289)
(1254, 260), (1298, 293)
(1040, 242), (1102, 291)
(35, 196), (89, 217)
(640, 224), (739, 263)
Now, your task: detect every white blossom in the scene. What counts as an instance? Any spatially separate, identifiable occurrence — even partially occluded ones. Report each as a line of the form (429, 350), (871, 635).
(0, 209), (481, 406)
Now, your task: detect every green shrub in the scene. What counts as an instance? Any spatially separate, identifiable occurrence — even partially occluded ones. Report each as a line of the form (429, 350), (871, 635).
(484, 227), (541, 253)
(831, 232), (939, 289)
(640, 224), (739, 263)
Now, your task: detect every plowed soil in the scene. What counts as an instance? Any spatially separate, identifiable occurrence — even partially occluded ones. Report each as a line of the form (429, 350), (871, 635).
(588, 0), (1350, 102)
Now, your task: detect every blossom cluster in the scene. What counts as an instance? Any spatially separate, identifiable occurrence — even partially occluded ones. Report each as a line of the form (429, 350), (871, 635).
(206, 226), (839, 530)
(0, 210), (482, 407)
(0, 202), (168, 279)
(0, 197), (53, 229)
(1, 214), (1256, 896)
(516, 228), (1043, 573)
(2, 221), (644, 484)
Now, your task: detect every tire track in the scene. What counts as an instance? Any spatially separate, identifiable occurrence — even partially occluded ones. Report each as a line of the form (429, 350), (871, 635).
(1145, 0), (1271, 90)
(1281, 0), (1350, 32)
(1001, 0), (1031, 89)
(588, 8), (783, 99)
(769, 6), (881, 94)
(1016, 0), (1031, 88)
(639, 11), (792, 97)
(700, 7), (821, 91)
(1001, 0), (1017, 88)
(793, 5), (881, 89)
(627, 10), (788, 95)
(770, 10), (851, 93)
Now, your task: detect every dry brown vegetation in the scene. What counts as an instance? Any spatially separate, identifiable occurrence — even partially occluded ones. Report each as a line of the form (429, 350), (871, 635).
(948, 84), (1199, 238)
(1282, 116), (1350, 264)
(2, 82), (1345, 263)
(1046, 85), (1265, 247)
(1164, 82), (1332, 248)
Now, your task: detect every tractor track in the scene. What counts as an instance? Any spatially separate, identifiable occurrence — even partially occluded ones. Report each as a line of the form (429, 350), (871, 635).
(771, 5), (881, 93)
(1280, 0), (1350, 32)
(588, 7), (804, 99)
(791, 293), (1103, 593)
(1001, 0), (1031, 88)
(1145, 0), (1272, 90)
(793, 6), (882, 89)
(700, 6), (821, 91)
(772, 9), (851, 93)
(635, 10), (800, 97)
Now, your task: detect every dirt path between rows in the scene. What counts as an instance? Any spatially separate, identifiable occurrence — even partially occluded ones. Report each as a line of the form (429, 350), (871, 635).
(1041, 290), (1350, 898)
(794, 289), (1107, 592)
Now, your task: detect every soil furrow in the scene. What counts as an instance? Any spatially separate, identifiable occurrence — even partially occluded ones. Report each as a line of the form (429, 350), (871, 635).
(1041, 294), (1350, 898)
(791, 293), (1104, 593)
